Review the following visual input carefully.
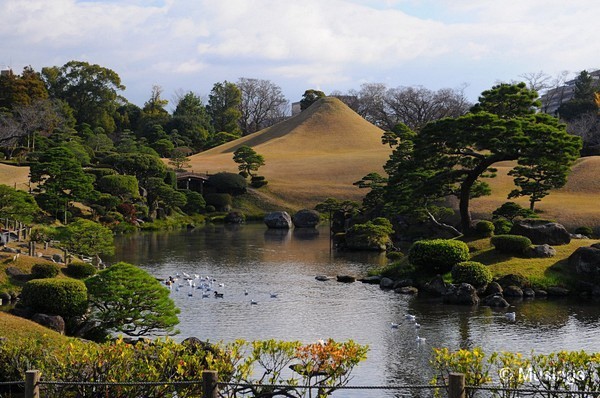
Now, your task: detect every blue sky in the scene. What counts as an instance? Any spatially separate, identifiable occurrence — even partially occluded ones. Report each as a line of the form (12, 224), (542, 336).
(1, 0), (598, 109)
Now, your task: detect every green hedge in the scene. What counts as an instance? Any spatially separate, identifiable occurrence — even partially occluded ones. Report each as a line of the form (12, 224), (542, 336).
(493, 218), (513, 235)
(204, 193), (232, 211)
(30, 263), (60, 279)
(408, 239), (470, 274)
(490, 234), (532, 255)
(66, 262), (97, 279)
(20, 279), (88, 317)
(451, 261), (493, 287)
(475, 220), (495, 237)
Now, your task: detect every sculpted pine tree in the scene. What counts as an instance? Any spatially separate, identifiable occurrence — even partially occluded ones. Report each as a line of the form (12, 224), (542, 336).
(233, 146), (265, 178)
(384, 83), (582, 233)
(85, 262), (180, 340)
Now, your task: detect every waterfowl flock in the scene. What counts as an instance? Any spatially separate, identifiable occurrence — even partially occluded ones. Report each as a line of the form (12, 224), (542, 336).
(164, 273), (278, 305)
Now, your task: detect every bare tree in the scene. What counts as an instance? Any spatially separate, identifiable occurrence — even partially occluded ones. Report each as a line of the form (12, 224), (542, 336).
(355, 82), (390, 128)
(384, 85), (471, 131)
(237, 78), (289, 135)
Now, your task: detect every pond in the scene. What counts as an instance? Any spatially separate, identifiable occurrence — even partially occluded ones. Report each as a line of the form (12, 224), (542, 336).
(111, 224), (600, 397)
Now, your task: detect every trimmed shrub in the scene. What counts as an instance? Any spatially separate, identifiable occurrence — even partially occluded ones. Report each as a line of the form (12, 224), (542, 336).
(574, 226), (594, 237)
(493, 218), (513, 235)
(451, 261), (493, 287)
(30, 263), (60, 279)
(408, 239), (470, 274)
(492, 202), (537, 222)
(66, 262), (97, 279)
(386, 251), (404, 261)
(475, 220), (495, 237)
(20, 279), (88, 317)
(490, 234), (532, 255)
(209, 172), (247, 195)
(204, 193), (232, 211)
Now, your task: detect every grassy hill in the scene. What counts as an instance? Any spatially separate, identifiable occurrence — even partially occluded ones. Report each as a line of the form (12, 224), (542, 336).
(188, 97), (392, 209)
(0, 163), (31, 191)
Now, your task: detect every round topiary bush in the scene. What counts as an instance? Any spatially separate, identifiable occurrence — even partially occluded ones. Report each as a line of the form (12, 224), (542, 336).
(30, 263), (60, 279)
(386, 251), (404, 261)
(204, 193), (233, 211)
(408, 239), (470, 274)
(20, 279), (88, 317)
(66, 262), (97, 279)
(490, 234), (532, 255)
(493, 218), (513, 235)
(451, 261), (493, 287)
(475, 220), (495, 237)
(208, 172), (247, 195)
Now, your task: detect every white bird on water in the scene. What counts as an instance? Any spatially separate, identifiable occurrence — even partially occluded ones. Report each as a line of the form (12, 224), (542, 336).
(251, 299), (258, 305)
(505, 312), (516, 322)
(270, 293), (278, 298)
(405, 314), (416, 322)
(390, 322), (399, 329)
(416, 336), (426, 344)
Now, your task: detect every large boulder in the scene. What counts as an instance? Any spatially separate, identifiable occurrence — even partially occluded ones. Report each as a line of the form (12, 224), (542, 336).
(443, 283), (479, 305)
(292, 209), (320, 228)
(510, 219), (571, 245)
(31, 313), (65, 335)
(568, 243), (600, 282)
(264, 211), (292, 229)
(480, 294), (510, 308)
(526, 244), (557, 258)
(423, 275), (450, 296)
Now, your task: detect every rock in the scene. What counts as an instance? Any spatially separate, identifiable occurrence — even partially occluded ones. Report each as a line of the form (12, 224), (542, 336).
(393, 279), (415, 289)
(5, 266), (28, 281)
(31, 313), (65, 334)
(534, 289), (548, 297)
(52, 253), (64, 263)
(0, 291), (10, 302)
(292, 209), (321, 228)
(224, 212), (245, 224)
(336, 275), (356, 283)
(547, 286), (570, 296)
(443, 283), (479, 305)
(2, 246), (18, 253)
(395, 286), (418, 295)
(264, 211), (293, 229)
(571, 233), (589, 239)
(503, 285), (524, 297)
(496, 274), (529, 288)
(481, 294), (510, 307)
(182, 337), (218, 355)
(567, 245), (600, 282)
(526, 244), (557, 258)
(359, 275), (381, 284)
(483, 282), (503, 296)
(379, 277), (394, 289)
(315, 275), (331, 281)
(510, 219), (571, 245)
(523, 288), (536, 298)
(423, 275), (450, 296)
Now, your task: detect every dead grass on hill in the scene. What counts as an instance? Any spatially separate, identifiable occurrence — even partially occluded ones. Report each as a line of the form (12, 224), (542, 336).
(0, 163), (31, 191)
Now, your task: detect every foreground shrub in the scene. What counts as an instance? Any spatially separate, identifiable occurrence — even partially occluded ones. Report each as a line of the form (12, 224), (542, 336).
(66, 262), (97, 279)
(0, 337), (368, 398)
(475, 220), (495, 237)
(30, 263), (60, 279)
(204, 193), (232, 211)
(20, 279), (88, 317)
(451, 261), (493, 287)
(345, 218), (393, 251)
(250, 175), (268, 188)
(408, 239), (470, 274)
(490, 234), (532, 255)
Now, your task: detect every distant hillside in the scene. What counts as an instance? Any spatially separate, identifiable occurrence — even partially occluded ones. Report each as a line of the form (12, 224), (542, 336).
(471, 156), (600, 229)
(188, 97), (392, 208)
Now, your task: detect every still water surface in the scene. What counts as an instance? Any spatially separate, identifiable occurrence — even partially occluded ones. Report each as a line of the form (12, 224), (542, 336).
(112, 224), (600, 397)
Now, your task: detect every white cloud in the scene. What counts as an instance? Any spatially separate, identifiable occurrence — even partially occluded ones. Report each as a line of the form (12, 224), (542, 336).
(1, 0), (600, 105)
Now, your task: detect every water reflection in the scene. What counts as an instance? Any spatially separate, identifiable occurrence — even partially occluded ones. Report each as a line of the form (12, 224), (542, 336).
(111, 224), (600, 398)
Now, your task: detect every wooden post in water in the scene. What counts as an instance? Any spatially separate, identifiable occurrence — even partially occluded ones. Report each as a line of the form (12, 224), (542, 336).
(25, 370), (40, 398)
(202, 370), (218, 398)
(448, 372), (465, 398)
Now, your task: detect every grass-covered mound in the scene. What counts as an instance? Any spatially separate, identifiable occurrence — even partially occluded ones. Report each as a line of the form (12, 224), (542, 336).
(378, 237), (599, 290)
